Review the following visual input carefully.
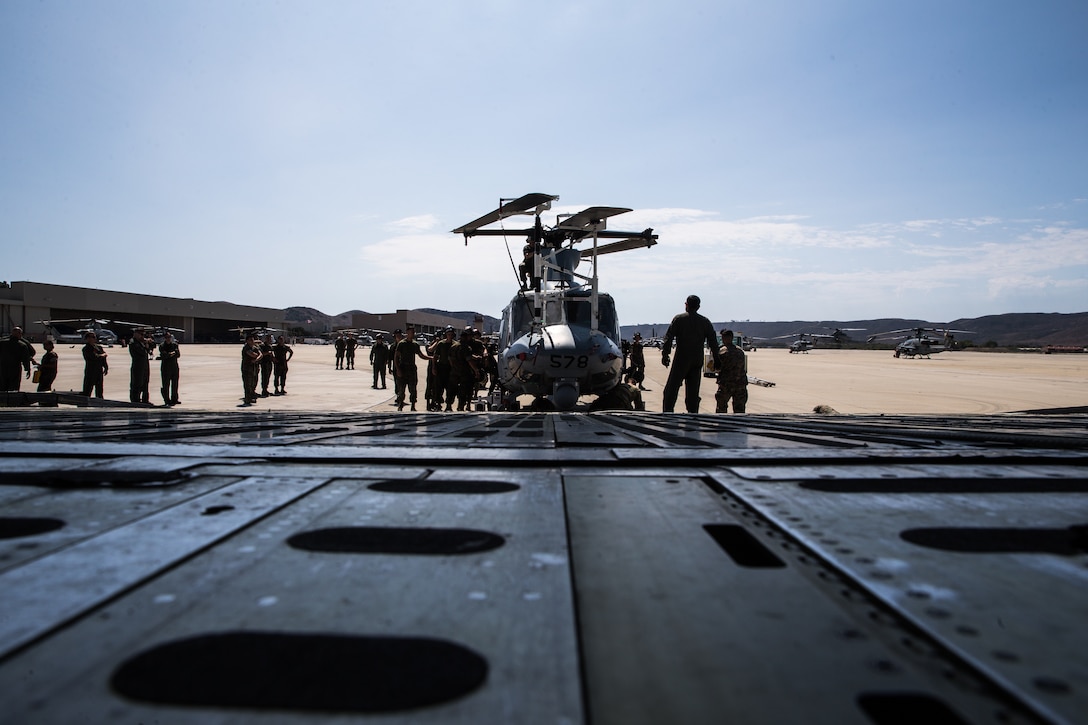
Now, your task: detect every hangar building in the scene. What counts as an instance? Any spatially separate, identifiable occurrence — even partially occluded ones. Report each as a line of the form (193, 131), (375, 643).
(0, 281), (285, 344)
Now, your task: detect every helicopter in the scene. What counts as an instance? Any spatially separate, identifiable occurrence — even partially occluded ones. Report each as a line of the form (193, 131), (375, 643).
(453, 193), (658, 411)
(866, 327), (973, 358)
(129, 324), (185, 346)
(774, 326), (866, 353)
(37, 319), (122, 346)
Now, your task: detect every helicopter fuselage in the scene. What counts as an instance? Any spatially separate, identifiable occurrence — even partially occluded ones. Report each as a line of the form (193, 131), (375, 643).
(498, 291), (623, 409)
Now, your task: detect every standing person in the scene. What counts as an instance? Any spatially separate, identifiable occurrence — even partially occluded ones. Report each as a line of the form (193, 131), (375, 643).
(36, 339), (58, 392)
(369, 333), (390, 389)
(715, 329), (748, 414)
(0, 327), (36, 391)
(159, 331), (181, 406)
(428, 326), (457, 411)
(128, 328), (152, 403)
(393, 326), (432, 411)
(334, 333), (346, 370)
(661, 294), (721, 413)
(389, 329), (404, 402)
(259, 334), (275, 397)
(272, 334), (294, 394)
(241, 333), (263, 405)
(81, 332), (109, 398)
(451, 327), (483, 411)
(629, 332), (647, 390)
(345, 335), (357, 370)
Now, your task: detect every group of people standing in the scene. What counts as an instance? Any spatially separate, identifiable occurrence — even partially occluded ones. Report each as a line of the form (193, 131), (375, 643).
(241, 333), (294, 405)
(0, 326), (183, 404)
(4, 297), (748, 413)
(658, 294), (747, 414)
(333, 333), (358, 370)
(363, 325), (492, 412)
(125, 329), (180, 405)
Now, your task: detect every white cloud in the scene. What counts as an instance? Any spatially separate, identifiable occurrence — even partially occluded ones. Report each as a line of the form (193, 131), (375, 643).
(385, 214), (440, 234)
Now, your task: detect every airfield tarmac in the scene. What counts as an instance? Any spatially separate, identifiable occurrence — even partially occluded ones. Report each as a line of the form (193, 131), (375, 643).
(32, 343), (1088, 414)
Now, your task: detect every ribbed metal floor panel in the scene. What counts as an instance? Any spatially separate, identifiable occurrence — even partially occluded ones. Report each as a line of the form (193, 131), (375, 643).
(0, 410), (1085, 724)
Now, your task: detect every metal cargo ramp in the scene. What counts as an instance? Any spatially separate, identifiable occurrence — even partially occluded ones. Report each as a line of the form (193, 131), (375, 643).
(0, 410), (1085, 724)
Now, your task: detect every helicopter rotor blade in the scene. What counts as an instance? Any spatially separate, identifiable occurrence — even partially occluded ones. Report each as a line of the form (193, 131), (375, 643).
(593, 236), (659, 256)
(555, 206), (632, 231)
(451, 193), (558, 235)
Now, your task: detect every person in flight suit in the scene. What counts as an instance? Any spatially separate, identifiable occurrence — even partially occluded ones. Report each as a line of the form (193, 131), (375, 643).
(81, 332), (109, 398)
(661, 294), (720, 413)
(128, 328), (152, 403)
(428, 326), (457, 411)
(241, 333), (263, 405)
(345, 335), (357, 370)
(715, 329), (748, 414)
(334, 333), (346, 370)
(272, 334), (294, 394)
(259, 334), (275, 397)
(35, 338), (58, 392)
(159, 331), (181, 405)
(629, 332), (647, 390)
(369, 334), (390, 389)
(0, 327), (36, 391)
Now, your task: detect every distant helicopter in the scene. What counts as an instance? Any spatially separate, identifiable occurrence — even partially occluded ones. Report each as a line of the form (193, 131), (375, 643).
(453, 193), (657, 410)
(37, 318), (122, 346)
(774, 326), (866, 353)
(867, 327), (973, 358)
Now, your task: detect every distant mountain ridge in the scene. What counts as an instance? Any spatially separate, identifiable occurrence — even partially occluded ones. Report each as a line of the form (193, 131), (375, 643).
(622, 312), (1088, 347)
(285, 307), (1087, 346)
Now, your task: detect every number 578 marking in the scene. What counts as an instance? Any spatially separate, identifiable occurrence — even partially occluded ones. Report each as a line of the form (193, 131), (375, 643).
(549, 355), (589, 369)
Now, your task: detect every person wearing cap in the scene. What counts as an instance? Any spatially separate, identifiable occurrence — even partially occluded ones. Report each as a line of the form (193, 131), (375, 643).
(369, 333), (390, 389)
(629, 332), (647, 390)
(661, 294), (721, 413)
(715, 329), (748, 414)
(427, 326), (457, 411)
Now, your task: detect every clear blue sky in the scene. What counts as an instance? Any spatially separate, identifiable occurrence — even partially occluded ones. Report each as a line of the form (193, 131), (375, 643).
(3, 1), (1085, 325)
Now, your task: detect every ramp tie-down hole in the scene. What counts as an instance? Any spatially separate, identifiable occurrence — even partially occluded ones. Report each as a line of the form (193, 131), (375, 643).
(703, 525), (785, 568)
(857, 692), (969, 724)
(368, 480), (520, 494)
(288, 527), (505, 555)
(110, 632), (488, 712)
(900, 525), (1088, 555)
(0, 516), (65, 539)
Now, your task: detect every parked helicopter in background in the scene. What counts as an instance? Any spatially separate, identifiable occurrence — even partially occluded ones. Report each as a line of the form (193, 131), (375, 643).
(131, 324), (185, 346)
(37, 319), (121, 346)
(867, 327), (973, 358)
(453, 193), (657, 410)
(774, 326), (866, 353)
